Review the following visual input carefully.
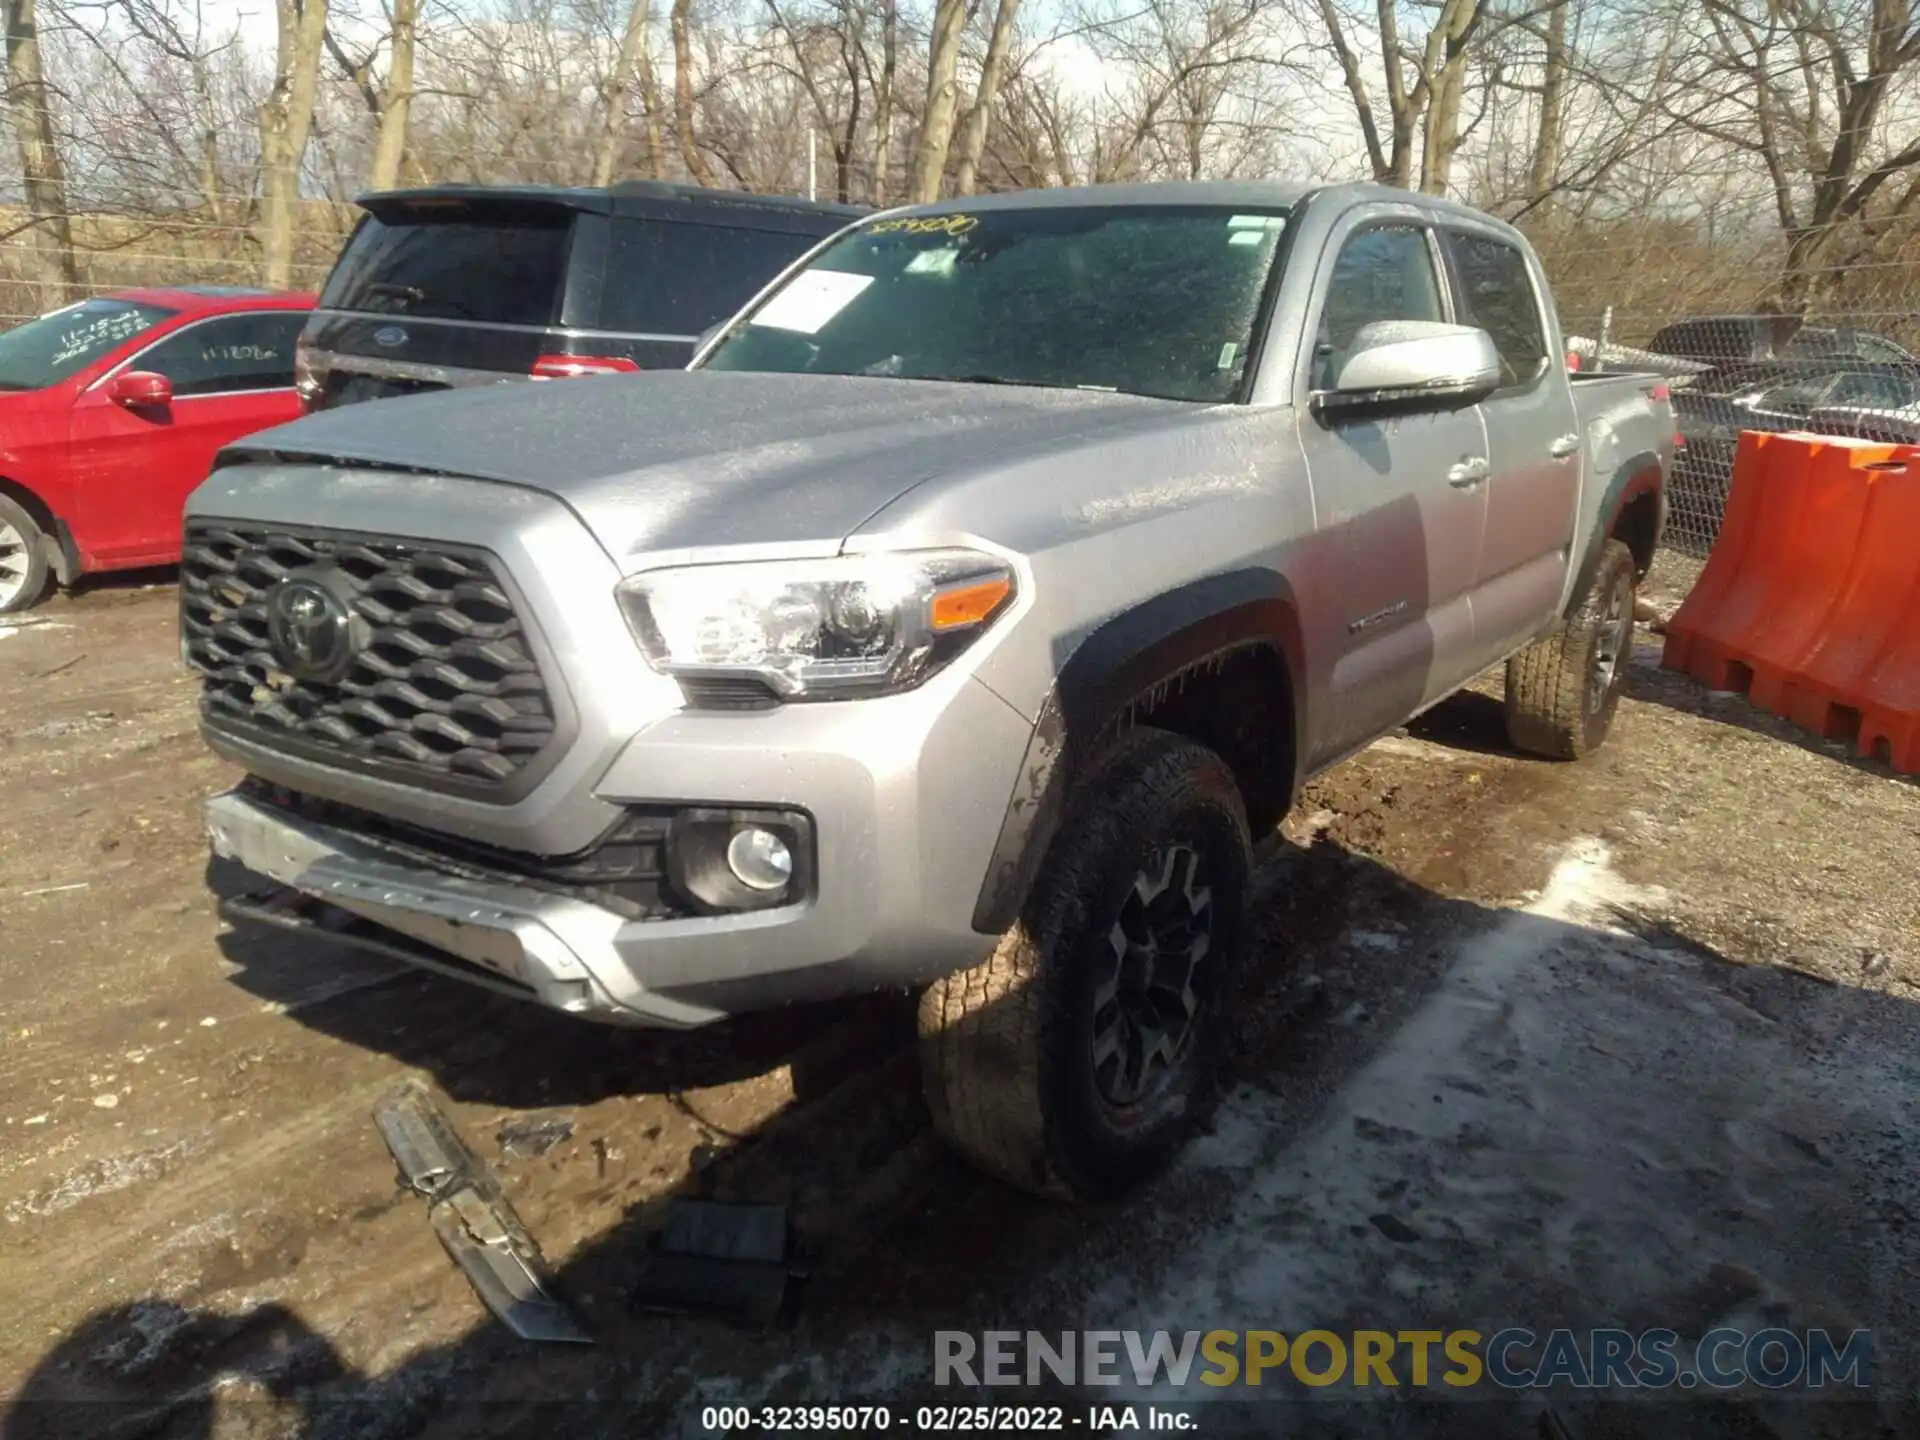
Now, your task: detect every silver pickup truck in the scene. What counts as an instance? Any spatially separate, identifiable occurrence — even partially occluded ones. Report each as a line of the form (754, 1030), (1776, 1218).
(186, 181), (1673, 1199)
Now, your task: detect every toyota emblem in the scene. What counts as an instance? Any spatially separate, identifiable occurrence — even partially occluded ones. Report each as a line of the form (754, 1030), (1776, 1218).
(266, 577), (357, 684)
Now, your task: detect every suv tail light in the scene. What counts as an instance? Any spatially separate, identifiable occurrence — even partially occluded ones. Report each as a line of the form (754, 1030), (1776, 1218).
(1566, 350), (1582, 372)
(293, 336), (324, 409)
(530, 354), (641, 380)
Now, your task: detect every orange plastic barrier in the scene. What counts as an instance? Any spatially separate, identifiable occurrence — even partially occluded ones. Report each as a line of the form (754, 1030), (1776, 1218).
(1779, 460), (1920, 757)
(1663, 431), (1920, 775)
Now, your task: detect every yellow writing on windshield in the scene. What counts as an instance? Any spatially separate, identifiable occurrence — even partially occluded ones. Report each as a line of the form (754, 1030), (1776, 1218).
(866, 213), (979, 237)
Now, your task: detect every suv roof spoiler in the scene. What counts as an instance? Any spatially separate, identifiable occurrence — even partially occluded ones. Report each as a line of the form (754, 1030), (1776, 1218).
(354, 181), (869, 221)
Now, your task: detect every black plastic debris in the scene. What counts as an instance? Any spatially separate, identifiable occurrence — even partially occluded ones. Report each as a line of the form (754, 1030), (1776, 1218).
(630, 1200), (803, 1328)
(497, 1114), (575, 1160)
(373, 1080), (591, 1345)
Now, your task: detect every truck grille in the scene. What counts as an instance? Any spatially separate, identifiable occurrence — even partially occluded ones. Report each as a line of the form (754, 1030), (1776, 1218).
(181, 523), (559, 793)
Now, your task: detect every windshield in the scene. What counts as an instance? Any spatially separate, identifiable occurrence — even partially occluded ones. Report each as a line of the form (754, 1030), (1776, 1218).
(0, 298), (176, 391)
(700, 205), (1289, 403)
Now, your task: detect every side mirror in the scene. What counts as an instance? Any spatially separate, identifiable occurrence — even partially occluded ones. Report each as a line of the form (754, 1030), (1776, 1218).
(1314, 321), (1501, 419)
(109, 370), (173, 409)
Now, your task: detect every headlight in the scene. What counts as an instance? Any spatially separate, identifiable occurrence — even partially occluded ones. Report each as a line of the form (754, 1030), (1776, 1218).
(614, 549), (1016, 701)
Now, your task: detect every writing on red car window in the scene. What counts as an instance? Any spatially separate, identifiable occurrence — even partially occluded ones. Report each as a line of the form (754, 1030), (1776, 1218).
(51, 310), (149, 366)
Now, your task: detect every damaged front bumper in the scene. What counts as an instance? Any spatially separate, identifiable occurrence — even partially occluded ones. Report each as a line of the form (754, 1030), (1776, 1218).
(206, 787), (723, 1029)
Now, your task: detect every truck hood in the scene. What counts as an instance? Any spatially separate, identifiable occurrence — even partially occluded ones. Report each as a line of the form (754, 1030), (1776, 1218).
(221, 370), (1203, 559)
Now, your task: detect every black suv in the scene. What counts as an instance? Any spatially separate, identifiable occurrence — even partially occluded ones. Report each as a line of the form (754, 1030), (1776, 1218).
(296, 181), (866, 411)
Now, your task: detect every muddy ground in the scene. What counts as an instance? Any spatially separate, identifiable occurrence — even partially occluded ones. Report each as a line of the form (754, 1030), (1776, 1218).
(1, 575), (1916, 1439)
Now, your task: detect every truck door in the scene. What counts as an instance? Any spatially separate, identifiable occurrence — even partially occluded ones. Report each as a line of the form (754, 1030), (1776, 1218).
(1295, 214), (1491, 763)
(1439, 227), (1580, 670)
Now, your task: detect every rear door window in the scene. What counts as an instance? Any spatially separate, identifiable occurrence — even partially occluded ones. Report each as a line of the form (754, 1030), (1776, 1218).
(1313, 224), (1447, 389)
(599, 221), (824, 336)
(131, 311), (308, 396)
(320, 209), (574, 327)
(1445, 231), (1548, 387)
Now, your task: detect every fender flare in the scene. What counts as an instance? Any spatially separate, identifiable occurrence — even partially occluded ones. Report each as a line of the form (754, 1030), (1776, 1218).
(1566, 450), (1665, 614)
(970, 568), (1305, 935)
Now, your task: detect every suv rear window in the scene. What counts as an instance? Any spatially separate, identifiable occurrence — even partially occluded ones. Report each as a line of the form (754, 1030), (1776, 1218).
(599, 220), (826, 336)
(320, 208), (573, 327)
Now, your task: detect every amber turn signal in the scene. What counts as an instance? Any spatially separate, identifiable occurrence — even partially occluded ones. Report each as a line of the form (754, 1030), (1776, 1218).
(931, 575), (1013, 631)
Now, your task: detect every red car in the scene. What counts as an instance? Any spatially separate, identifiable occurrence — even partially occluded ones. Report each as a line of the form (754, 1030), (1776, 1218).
(0, 286), (315, 613)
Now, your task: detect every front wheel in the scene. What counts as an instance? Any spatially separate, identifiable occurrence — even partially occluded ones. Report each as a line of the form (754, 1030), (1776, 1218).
(917, 729), (1251, 1200)
(1504, 538), (1637, 760)
(0, 495), (51, 615)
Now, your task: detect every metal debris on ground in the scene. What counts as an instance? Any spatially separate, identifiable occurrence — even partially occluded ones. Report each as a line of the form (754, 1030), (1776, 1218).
(630, 1199), (802, 1328)
(373, 1079), (591, 1345)
(497, 1114), (575, 1160)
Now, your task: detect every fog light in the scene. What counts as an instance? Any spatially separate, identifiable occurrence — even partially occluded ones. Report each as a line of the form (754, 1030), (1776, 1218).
(726, 827), (794, 892)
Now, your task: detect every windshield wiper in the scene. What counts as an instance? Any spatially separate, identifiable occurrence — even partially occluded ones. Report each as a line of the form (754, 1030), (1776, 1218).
(910, 372), (1052, 389)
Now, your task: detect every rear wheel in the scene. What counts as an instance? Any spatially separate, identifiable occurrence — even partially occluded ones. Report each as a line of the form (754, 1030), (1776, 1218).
(1504, 538), (1637, 759)
(917, 729), (1251, 1200)
(0, 495), (50, 615)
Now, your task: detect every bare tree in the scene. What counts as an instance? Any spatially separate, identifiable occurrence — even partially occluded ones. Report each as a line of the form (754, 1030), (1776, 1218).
(670, 0), (717, 183)
(1526, 0), (1568, 207)
(4, 0), (79, 308)
(1314, 0), (1549, 193)
(259, 0), (331, 285)
(952, 0), (1020, 194)
(909, 0), (968, 201)
(370, 0), (418, 189)
(1664, 0), (1920, 305)
(593, 0), (655, 183)
(869, 0), (896, 201)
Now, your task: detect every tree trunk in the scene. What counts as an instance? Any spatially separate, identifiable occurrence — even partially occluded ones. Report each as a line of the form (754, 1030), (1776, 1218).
(670, 0), (716, 185)
(369, 0), (417, 192)
(908, 0), (968, 203)
(4, 0), (79, 312)
(637, 45), (665, 178)
(1526, 0), (1568, 212)
(258, 0), (330, 288)
(1417, 0), (1478, 196)
(951, 0), (1019, 196)
(593, 0), (651, 186)
(871, 0), (897, 204)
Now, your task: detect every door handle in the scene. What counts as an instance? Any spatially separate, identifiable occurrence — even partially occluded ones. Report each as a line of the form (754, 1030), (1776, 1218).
(1549, 433), (1580, 459)
(1448, 456), (1490, 488)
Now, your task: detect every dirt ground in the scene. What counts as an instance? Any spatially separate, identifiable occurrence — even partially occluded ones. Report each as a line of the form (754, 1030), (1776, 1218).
(1, 574), (1916, 1439)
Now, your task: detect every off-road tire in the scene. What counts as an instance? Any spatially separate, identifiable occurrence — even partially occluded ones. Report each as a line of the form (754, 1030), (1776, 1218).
(1504, 538), (1637, 760)
(918, 728), (1251, 1200)
(0, 494), (51, 615)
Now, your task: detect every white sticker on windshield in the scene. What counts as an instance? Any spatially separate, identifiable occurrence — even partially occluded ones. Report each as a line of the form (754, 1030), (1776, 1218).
(1228, 214), (1285, 230)
(751, 270), (874, 335)
(905, 248), (959, 276)
(1228, 231), (1266, 246)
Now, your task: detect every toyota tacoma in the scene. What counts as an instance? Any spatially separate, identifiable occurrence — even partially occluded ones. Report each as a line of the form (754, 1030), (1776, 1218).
(186, 181), (1673, 1199)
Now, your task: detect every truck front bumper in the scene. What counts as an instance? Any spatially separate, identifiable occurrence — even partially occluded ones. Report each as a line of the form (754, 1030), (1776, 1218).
(207, 788), (720, 1026)
(205, 665), (1031, 1029)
